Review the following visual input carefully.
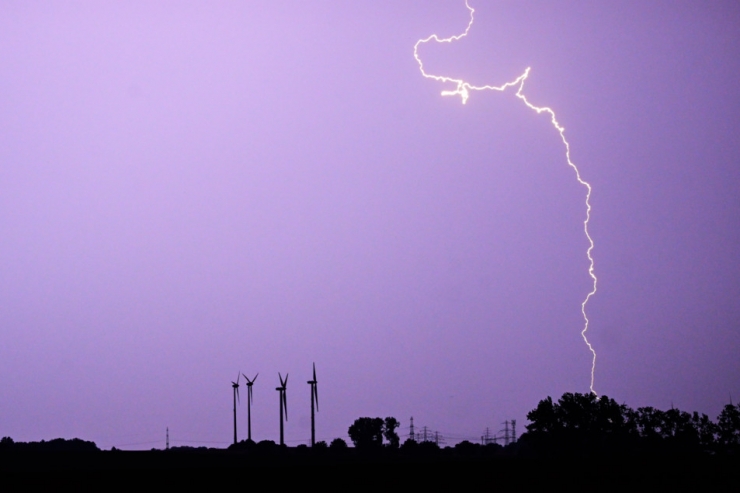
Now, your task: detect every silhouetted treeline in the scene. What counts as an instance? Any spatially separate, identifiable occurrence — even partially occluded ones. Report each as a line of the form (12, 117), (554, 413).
(1, 392), (738, 464)
(517, 392), (740, 457)
(226, 435), (507, 460)
(0, 436), (99, 452)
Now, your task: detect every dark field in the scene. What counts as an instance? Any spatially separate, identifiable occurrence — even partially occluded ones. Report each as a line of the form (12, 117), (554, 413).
(2, 449), (738, 489)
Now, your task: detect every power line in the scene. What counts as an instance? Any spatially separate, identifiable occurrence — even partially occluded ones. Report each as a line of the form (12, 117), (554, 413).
(113, 440), (163, 448)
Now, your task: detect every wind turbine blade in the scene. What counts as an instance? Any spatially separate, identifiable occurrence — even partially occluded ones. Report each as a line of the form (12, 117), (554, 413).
(285, 373), (289, 386)
(236, 372), (241, 384)
(313, 363), (316, 382)
(249, 385), (253, 403)
(253, 373), (258, 383)
(278, 372), (283, 386)
(283, 392), (288, 421)
(314, 385), (319, 412)
(236, 386), (240, 403)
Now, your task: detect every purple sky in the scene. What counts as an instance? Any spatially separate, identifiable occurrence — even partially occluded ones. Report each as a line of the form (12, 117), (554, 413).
(1, 1), (739, 449)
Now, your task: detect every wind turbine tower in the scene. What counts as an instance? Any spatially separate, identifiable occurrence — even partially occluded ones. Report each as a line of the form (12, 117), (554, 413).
(242, 372), (258, 442)
(276, 373), (288, 445)
(231, 373), (240, 445)
(307, 363), (319, 446)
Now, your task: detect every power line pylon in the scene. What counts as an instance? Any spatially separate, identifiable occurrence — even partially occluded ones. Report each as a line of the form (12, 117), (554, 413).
(481, 427), (494, 445)
(433, 431), (445, 447)
(420, 426), (431, 442)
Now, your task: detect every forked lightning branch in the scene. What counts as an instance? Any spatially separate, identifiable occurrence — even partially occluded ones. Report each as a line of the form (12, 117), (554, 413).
(414, 1), (598, 394)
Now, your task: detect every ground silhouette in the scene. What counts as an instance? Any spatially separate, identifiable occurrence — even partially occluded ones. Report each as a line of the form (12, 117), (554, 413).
(1, 393), (738, 485)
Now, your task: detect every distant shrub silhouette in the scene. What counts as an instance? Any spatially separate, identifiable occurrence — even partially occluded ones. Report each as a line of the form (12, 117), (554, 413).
(417, 440), (440, 454)
(400, 437), (418, 451)
(228, 438), (256, 451)
(454, 440), (480, 457)
(254, 440), (280, 456)
(0, 437), (99, 452)
(329, 438), (347, 450)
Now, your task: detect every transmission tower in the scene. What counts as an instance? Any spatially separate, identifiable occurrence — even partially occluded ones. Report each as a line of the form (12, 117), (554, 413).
(481, 427), (493, 445)
(433, 431), (446, 447)
(166, 427), (169, 450)
(409, 416), (415, 442)
(512, 419), (516, 443)
(420, 426), (430, 442)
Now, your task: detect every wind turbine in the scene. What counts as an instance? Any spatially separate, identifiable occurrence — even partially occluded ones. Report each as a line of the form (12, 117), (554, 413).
(276, 373), (288, 445)
(307, 363), (319, 447)
(231, 372), (240, 445)
(242, 372), (258, 442)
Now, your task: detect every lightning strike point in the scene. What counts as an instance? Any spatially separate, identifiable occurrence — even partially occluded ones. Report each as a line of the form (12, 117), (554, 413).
(414, 1), (598, 394)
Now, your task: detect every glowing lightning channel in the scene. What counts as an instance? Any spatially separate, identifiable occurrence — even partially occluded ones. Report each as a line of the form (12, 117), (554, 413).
(414, 1), (598, 394)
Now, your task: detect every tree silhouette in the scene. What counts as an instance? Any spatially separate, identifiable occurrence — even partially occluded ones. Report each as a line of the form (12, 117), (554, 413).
(329, 437), (348, 450)
(348, 417), (384, 449)
(383, 417), (400, 449)
(521, 392), (732, 457)
(523, 393), (638, 455)
(717, 402), (740, 454)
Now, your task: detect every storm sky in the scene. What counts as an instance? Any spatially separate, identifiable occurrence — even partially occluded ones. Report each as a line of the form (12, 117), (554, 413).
(1, 1), (739, 449)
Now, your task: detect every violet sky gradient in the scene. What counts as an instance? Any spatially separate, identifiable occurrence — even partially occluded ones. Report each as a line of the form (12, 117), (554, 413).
(1, 1), (739, 449)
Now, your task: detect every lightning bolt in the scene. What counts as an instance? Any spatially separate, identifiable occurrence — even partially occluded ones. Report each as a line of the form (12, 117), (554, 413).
(414, 1), (598, 394)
